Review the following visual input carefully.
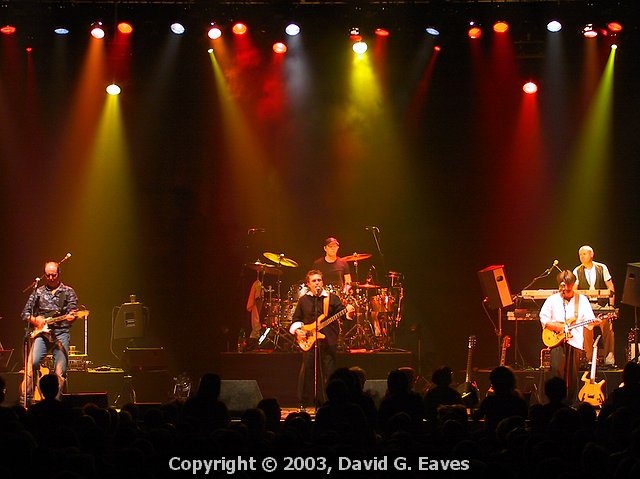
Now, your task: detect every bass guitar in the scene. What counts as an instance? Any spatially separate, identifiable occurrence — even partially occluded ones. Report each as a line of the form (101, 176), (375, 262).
(541, 312), (615, 348)
(297, 308), (349, 352)
(578, 335), (605, 406)
(457, 335), (479, 408)
(29, 310), (90, 339)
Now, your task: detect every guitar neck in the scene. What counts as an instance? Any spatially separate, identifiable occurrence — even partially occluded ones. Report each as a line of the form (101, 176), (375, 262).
(317, 308), (348, 331)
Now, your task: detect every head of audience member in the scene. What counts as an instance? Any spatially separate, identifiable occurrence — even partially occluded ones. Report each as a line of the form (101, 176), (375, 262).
(349, 366), (367, 391)
(431, 366), (454, 387)
(488, 366), (516, 395)
(196, 373), (222, 401)
(387, 368), (410, 395)
(39, 374), (60, 400)
(544, 376), (568, 404)
(622, 361), (640, 386)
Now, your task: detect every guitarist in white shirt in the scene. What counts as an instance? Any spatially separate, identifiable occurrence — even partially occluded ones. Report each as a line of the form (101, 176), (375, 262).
(20, 261), (80, 406)
(539, 270), (600, 403)
(289, 270), (355, 409)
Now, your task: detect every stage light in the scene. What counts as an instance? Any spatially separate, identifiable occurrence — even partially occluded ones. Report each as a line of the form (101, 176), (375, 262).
(170, 23), (185, 35)
(118, 22), (133, 35)
(607, 22), (623, 33)
(273, 42), (287, 54)
(352, 41), (368, 54)
(232, 23), (247, 35)
(285, 23), (300, 36)
(493, 21), (509, 33)
(523, 82), (538, 94)
(208, 24), (222, 40)
(90, 22), (105, 39)
(106, 84), (121, 96)
(434, 46), (442, 52)
(374, 28), (390, 37)
(54, 27), (70, 35)
(425, 27), (440, 37)
(582, 24), (597, 38)
(611, 44), (618, 50)
(1, 25), (16, 35)
(468, 26), (482, 40)
(349, 27), (361, 42)
(547, 21), (562, 33)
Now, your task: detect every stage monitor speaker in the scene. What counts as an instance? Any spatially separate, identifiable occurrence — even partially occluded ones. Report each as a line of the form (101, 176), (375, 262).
(622, 262), (640, 308)
(62, 392), (109, 409)
(122, 347), (168, 372)
(113, 301), (148, 340)
(220, 380), (263, 416)
(478, 265), (513, 309)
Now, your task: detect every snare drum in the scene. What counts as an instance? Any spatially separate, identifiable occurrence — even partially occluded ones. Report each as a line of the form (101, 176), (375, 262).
(371, 288), (395, 313)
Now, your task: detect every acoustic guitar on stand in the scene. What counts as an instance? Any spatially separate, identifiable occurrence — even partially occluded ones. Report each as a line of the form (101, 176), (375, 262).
(29, 310), (90, 339)
(578, 335), (606, 406)
(487, 335), (511, 396)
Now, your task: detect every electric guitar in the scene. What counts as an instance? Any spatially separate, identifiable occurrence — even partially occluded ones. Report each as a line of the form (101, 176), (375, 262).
(487, 336), (511, 396)
(541, 313), (615, 348)
(29, 310), (90, 339)
(578, 335), (606, 406)
(457, 335), (479, 408)
(296, 308), (350, 352)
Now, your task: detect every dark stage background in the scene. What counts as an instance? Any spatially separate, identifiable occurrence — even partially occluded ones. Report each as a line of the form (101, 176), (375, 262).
(1, 2), (639, 386)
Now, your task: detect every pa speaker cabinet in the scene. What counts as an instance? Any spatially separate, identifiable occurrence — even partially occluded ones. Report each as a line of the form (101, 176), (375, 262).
(220, 380), (263, 416)
(478, 265), (513, 309)
(622, 262), (640, 308)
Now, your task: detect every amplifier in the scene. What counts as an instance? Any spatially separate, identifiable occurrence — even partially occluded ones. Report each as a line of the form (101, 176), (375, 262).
(42, 354), (91, 371)
(507, 310), (540, 321)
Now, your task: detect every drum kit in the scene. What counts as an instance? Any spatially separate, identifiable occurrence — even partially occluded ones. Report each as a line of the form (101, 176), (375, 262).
(244, 251), (404, 351)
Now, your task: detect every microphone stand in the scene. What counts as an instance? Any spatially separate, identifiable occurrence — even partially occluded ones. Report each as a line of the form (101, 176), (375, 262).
(22, 278), (40, 408)
(368, 227), (387, 276)
(514, 266), (553, 369)
(313, 289), (321, 409)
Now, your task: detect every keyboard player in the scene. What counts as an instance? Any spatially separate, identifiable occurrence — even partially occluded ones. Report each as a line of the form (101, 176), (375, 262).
(573, 245), (616, 367)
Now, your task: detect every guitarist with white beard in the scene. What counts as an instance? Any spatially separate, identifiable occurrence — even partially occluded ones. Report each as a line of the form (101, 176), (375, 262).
(289, 270), (354, 410)
(539, 270), (600, 404)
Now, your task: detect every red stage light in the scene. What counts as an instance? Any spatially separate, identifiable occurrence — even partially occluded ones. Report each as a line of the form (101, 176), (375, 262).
(607, 22), (623, 33)
(468, 27), (482, 39)
(493, 21), (509, 33)
(374, 28), (390, 37)
(523, 82), (538, 94)
(273, 42), (287, 54)
(232, 23), (248, 35)
(118, 22), (133, 34)
(1, 25), (16, 35)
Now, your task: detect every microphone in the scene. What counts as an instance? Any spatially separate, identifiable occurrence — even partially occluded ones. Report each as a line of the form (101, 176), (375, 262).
(365, 226), (379, 232)
(559, 281), (566, 294)
(552, 259), (562, 272)
(247, 228), (266, 234)
(316, 285), (322, 296)
(59, 252), (71, 264)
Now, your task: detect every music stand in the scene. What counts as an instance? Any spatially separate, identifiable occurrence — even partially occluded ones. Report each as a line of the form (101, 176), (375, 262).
(0, 349), (13, 372)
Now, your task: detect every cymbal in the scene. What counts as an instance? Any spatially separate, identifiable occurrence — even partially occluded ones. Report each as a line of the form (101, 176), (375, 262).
(245, 261), (282, 275)
(354, 283), (380, 289)
(341, 252), (372, 262)
(263, 252), (299, 268)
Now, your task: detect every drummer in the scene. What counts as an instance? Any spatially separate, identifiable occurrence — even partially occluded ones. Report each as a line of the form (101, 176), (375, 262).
(312, 237), (352, 295)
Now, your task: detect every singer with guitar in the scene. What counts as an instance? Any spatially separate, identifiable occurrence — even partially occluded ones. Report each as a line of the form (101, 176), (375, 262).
(539, 270), (600, 404)
(20, 260), (80, 406)
(289, 270), (355, 409)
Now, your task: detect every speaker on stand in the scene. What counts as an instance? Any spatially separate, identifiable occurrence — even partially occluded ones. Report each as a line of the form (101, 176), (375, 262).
(478, 265), (514, 366)
(622, 263), (640, 362)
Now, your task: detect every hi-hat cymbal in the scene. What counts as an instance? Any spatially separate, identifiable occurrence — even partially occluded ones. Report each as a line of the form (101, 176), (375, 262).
(341, 252), (372, 262)
(245, 261), (282, 275)
(263, 252), (299, 268)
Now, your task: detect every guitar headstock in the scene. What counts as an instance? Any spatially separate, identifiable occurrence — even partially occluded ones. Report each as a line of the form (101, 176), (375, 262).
(502, 335), (511, 350)
(468, 335), (477, 349)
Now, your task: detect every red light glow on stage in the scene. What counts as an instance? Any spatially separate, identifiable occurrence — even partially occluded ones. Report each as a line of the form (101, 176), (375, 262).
(232, 23), (248, 35)
(117, 23), (133, 34)
(523, 82), (538, 94)
(1, 25), (16, 35)
(493, 21), (509, 33)
(468, 27), (482, 39)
